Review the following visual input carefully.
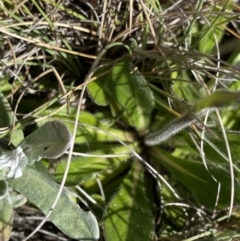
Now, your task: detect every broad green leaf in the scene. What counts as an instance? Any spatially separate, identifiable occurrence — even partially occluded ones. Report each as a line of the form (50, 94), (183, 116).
(55, 144), (133, 185)
(103, 160), (154, 241)
(194, 132), (240, 166)
(0, 91), (24, 145)
(161, 180), (187, 229)
(150, 147), (240, 209)
(105, 56), (155, 132)
(87, 67), (110, 106)
(81, 160), (131, 195)
(9, 162), (99, 240)
(0, 199), (13, 241)
(193, 132), (240, 182)
(38, 108), (135, 143)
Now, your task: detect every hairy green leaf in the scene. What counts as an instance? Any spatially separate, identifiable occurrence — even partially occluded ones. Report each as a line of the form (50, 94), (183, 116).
(103, 160), (154, 241)
(105, 56), (155, 132)
(9, 162), (99, 240)
(145, 90), (240, 145)
(19, 120), (72, 164)
(0, 199), (13, 241)
(151, 147), (240, 209)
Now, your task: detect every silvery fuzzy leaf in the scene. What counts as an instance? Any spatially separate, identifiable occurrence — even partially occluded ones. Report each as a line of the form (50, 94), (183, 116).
(0, 146), (28, 179)
(19, 120), (72, 164)
(0, 180), (8, 199)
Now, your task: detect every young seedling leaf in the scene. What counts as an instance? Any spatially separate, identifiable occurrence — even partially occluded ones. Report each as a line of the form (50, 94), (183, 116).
(103, 160), (154, 241)
(9, 162), (100, 240)
(145, 90), (240, 145)
(145, 112), (196, 146)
